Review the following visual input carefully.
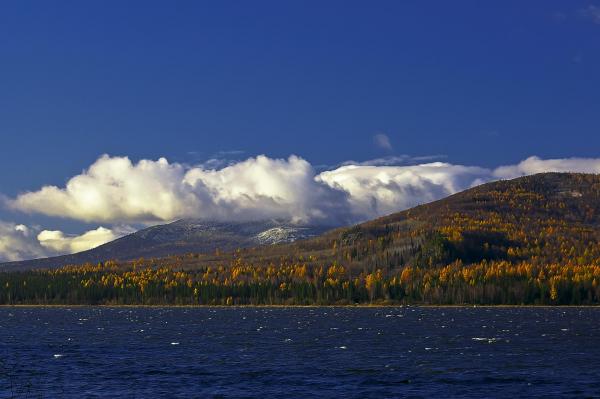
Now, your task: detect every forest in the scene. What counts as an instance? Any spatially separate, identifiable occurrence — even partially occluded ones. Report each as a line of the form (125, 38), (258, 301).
(2, 173), (600, 305)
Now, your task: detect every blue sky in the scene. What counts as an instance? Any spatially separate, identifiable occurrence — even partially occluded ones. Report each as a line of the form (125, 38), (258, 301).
(1, 1), (600, 261)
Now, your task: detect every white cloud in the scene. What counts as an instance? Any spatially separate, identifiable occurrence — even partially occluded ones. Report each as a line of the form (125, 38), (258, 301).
(183, 155), (350, 224)
(373, 133), (393, 151)
(37, 227), (120, 254)
(10, 155), (201, 224)
(0, 221), (48, 262)
(0, 221), (126, 262)
(9, 154), (351, 226)
(6, 154), (600, 234)
(338, 155), (446, 167)
(317, 162), (490, 219)
(493, 156), (600, 179)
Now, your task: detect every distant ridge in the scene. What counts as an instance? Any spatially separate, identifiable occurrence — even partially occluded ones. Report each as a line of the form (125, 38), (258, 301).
(0, 219), (333, 271)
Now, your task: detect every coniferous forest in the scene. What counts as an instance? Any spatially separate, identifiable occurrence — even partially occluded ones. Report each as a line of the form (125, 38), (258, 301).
(2, 173), (600, 305)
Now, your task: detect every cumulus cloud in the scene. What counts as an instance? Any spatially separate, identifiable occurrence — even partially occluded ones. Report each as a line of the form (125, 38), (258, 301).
(183, 155), (350, 224)
(37, 227), (120, 254)
(373, 133), (393, 151)
(317, 162), (490, 219)
(7, 154), (600, 231)
(0, 221), (126, 262)
(0, 221), (48, 262)
(9, 155), (351, 225)
(10, 156), (201, 224)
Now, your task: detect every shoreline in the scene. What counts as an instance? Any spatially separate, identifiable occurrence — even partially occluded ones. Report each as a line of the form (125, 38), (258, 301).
(1, 304), (599, 308)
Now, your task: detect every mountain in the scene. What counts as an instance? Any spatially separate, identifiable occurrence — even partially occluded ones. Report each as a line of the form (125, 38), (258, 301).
(0, 219), (334, 271)
(157, 172), (600, 271)
(3, 173), (600, 305)
(29, 171), (593, 275)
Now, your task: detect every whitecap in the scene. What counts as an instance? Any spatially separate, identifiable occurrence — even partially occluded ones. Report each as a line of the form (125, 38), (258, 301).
(472, 337), (500, 343)
(170, 342), (180, 345)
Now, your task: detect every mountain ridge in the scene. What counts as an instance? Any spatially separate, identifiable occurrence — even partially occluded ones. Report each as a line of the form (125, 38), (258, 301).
(0, 219), (334, 271)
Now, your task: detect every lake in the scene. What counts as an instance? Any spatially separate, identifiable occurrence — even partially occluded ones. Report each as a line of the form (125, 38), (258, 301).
(0, 307), (598, 398)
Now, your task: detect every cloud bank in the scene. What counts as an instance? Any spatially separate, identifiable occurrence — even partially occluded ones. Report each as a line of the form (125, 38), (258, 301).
(3, 153), (600, 261)
(492, 156), (600, 179)
(9, 155), (349, 225)
(8, 154), (600, 226)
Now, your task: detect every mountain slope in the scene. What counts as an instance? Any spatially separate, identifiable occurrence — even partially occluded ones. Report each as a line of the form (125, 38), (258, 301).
(0, 219), (333, 271)
(347, 172), (600, 268)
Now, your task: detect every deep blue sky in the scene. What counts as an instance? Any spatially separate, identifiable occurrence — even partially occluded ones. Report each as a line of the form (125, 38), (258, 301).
(1, 1), (599, 198)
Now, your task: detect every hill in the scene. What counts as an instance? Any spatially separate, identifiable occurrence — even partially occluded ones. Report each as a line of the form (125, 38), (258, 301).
(0, 219), (332, 271)
(2, 173), (600, 305)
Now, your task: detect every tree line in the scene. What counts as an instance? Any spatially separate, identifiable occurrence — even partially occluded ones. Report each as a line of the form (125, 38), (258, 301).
(1, 256), (599, 305)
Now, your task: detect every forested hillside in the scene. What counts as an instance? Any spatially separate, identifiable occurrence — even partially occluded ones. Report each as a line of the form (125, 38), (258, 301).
(3, 173), (600, 305)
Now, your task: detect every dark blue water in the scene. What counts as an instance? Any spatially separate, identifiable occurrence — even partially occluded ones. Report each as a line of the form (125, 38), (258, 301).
(0, 307), (598, 398)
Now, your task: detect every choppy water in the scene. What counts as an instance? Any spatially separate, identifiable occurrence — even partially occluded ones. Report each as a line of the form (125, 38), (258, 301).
(0, 307), (598, 398)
